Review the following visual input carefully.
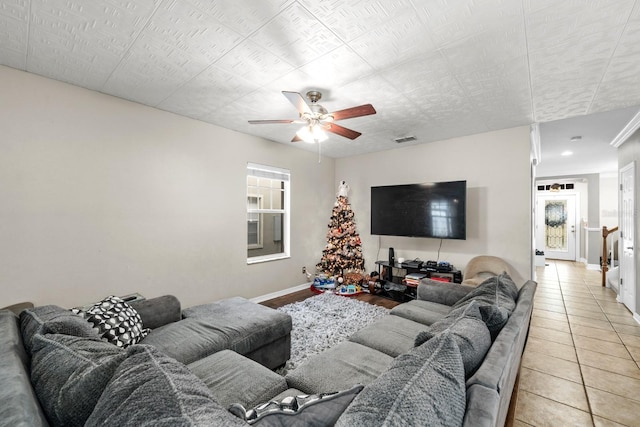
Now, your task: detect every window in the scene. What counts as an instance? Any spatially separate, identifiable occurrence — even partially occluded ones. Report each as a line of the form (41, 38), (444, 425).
(247, 195), (262, 249)
(430, 200), (454, 238)
(246, 163), (290, 263)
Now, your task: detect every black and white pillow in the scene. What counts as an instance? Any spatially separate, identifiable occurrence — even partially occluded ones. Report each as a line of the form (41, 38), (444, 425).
(72, 296), (149, 348)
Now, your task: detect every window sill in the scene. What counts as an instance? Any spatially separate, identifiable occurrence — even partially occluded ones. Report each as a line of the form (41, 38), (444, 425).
(247, 254), (290, 265)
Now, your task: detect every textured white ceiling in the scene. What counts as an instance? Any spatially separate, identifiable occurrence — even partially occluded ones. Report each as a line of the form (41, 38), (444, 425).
(2, 0), (640, 170)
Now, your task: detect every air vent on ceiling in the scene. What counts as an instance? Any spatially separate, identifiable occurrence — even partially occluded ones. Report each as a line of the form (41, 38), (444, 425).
(394, 136), (417, 144)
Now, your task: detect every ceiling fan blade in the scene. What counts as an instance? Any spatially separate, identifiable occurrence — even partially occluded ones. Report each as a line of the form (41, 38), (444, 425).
(248, 119), (294, 124)
(330, 104), (376, 121)
(282, 91), (312, 115)
(291, 134), (303, 142)
(325, 123), (362, 140)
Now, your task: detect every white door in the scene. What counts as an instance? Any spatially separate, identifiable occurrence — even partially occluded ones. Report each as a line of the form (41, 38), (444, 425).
(536, 193), (578, 261)
(619, 162), (635, 312)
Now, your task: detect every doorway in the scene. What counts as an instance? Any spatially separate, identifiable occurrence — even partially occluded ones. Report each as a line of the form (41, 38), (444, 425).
(536, 193), (579, 261)
(619, 162), (636, 312)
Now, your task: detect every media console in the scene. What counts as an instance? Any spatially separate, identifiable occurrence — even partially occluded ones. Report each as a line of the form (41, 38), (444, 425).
(373, 260), (463, 302)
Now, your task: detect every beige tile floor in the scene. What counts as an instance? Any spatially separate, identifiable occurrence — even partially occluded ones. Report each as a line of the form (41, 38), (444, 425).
(510, 260), (640, 427)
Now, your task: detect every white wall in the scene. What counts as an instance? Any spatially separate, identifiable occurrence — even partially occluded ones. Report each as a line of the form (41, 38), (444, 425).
(335, 126), (533, 285)
(600, 173), (619, 228)
(0, 66), (334, 308)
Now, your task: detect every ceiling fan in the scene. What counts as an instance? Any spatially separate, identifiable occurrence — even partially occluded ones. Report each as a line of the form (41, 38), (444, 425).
(248, 90), (376, 143)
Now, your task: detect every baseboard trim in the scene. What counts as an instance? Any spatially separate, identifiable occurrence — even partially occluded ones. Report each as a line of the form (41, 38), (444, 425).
(634, 312), (640, 326)
(586, 264), (601, 271)
(250, 283), (311, 303)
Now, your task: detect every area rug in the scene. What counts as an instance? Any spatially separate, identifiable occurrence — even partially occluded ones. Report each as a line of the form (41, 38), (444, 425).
(276, 292), (389, 376)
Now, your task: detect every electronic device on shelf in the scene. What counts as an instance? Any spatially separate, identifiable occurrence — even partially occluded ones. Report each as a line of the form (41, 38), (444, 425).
(437, 261), (452, 271)
(400, 260), (422, 269)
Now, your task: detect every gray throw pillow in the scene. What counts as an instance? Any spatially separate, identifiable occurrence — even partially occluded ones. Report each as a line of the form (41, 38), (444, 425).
(414, 301), (491, 378)
(451, 272), (518, 337)
(336, 331), (466, 427)
(20, 305), (96, 354)
(478, 304), (512, 340)
(30, 333), (127, 426)
(229, 385), (364, 426)
(85, 344), (246, 427)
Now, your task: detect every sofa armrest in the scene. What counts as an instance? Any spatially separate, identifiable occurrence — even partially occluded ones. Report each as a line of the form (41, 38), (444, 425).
(0, 310), (49, 426)
(416, 281), (475, 306)
(130, 295), (181, 330)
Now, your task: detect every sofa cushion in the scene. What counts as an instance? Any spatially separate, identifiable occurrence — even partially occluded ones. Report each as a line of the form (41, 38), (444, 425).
(188, 349), (288, 409)
(143, 297), (292, 365)
(72, 295), (149, 348)
(348, 314), (427, 357)
(269, 388), (306, 401)
(416, 280), (476, 305)
(20, 305), (97, 353)
(452, 272), (519, 337)
(285, 341), (394, 395)
(229, 385), (363, 426)
(335, 331), (466, 427)
(467, 281), (536, 392)
(414, 301), (491, 378)
(85, 344), (245, 427)
(30, 333), (127, 426)
(129, 294), (181, 329)
(452, 272), (518, 312)
(389, 299), (451, 325)
(140, 318), (229, 364)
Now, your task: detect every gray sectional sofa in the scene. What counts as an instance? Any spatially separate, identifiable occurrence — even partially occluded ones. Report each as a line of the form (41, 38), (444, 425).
(0, 255), (536, 426)
(1, 295), (292, 426)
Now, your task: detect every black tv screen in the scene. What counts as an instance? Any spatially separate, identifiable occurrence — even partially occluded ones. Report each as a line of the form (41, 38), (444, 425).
(371, 181), (466, 239)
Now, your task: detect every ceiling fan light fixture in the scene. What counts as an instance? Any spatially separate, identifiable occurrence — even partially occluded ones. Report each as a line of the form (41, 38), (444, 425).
(249, 90), (375, 143)
(296, 124), (327, 143)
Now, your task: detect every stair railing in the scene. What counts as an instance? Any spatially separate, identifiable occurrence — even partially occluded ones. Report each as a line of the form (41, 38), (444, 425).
(601, 226), (619, 287)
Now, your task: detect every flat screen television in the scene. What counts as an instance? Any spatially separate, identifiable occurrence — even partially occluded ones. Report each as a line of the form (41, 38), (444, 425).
(371, 181), (466, 240)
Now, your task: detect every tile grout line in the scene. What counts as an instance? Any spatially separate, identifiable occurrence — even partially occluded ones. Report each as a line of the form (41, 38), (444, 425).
(588, 282), (640, 370)
(563, 263), (639, 426)
(554, 263), (598, 427)
(515, 263), (591, 424)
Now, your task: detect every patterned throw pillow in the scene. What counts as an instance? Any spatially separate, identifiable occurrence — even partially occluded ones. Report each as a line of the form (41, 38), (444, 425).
(73, 296), (149, 348)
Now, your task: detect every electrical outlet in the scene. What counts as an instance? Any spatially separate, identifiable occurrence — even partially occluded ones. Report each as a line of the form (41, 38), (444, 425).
(302, 266), (307, 274)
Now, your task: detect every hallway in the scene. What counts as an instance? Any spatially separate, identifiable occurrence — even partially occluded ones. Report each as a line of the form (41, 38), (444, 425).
(510, 260), (640, 426)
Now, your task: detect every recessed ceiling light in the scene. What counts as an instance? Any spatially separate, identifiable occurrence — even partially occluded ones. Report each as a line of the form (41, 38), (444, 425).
(561, 150), (573, 156)
(570, 136), (582, 142)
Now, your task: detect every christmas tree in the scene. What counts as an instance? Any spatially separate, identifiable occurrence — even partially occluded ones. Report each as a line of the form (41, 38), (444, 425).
(316, 181), (365, 276)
